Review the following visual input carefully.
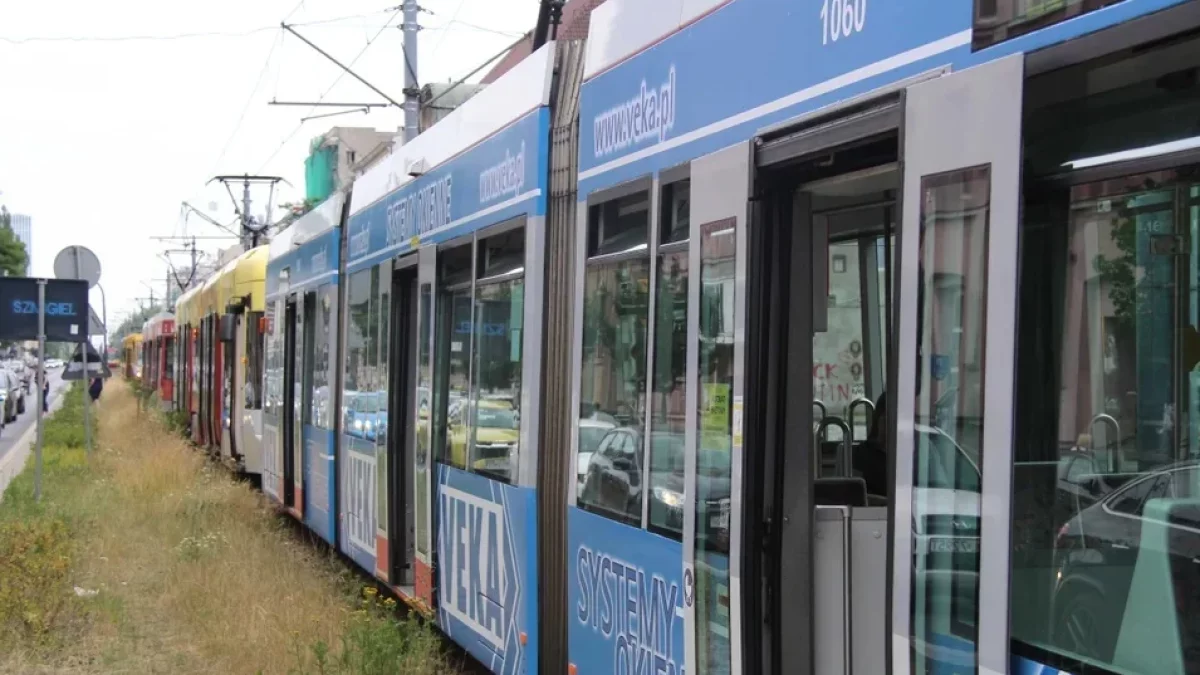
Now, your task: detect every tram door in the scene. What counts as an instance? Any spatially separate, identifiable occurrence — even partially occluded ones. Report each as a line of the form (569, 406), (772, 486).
(282, 299), (298, 508)
(386, 263), (419, 587)
(738, 120), (899, 675)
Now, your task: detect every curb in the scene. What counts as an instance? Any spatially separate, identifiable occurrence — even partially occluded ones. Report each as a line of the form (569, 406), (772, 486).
(0, 384), (70, 501)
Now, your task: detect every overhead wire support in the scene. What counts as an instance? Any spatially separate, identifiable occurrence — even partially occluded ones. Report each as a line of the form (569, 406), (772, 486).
(269, 99), (389, 108)
(422, 33), (527, 112)
(301, 107), (371, 122)
(280, 22), (404, 109)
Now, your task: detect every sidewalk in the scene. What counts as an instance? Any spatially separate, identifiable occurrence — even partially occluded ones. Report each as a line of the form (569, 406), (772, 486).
(0, 387), (68, 501)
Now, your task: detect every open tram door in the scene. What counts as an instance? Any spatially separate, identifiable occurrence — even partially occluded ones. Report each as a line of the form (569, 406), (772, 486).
(715, 55), (1025, 675)
(377, 251), (422, 594)
(282, 297), (299, 510)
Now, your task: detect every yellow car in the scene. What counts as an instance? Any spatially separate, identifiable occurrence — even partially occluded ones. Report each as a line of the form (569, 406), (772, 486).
(447, 399), (519, 478)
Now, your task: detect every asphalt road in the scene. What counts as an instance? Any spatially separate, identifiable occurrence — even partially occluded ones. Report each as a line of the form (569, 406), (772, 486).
(0, 367), (67, 464)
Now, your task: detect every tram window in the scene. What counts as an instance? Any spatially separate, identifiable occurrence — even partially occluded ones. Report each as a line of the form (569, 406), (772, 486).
(312, 286), (333, 429)
(1010, 164), (1200, 671)
(301, 293), (317, 427)
(469, 227), (525, 484)
(578, 251), (650, 524)
(376, 263), (390, 532)
(972, 0), (1127, 50)
(588, 190), (650, 257)
(469, 280), (523, 483)
(660, 179), (690, 245)
(437, 280), (474, 471)
(163, 336), (175, 382)
(345, 269), (372, 439)
(415, 281), (433, 557)
(477, 223), (524, 278)
(245, 311), (264, 410)
(694, 217), (736, 675)
(909, 166), (990, 671)
(648, 243), (688, 540)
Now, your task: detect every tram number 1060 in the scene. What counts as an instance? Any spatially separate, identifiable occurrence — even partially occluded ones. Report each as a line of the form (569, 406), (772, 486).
(820, 0), (866, 45)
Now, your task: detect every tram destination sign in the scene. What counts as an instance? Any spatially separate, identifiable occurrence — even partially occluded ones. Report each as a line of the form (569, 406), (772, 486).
(0, 277), (88, 342)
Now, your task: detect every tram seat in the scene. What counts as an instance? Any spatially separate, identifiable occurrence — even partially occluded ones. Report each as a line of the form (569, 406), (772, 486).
(814, 477), (868, 507)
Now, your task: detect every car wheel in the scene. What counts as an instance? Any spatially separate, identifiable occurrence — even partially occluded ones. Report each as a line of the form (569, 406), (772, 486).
(1052, 585), (1117, 663)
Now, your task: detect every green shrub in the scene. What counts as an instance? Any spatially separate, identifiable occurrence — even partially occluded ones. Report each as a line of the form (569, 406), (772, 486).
(0, 518), (73, 642)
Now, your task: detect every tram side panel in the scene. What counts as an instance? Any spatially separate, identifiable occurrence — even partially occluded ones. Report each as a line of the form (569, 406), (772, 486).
(341, 50), (555, 669)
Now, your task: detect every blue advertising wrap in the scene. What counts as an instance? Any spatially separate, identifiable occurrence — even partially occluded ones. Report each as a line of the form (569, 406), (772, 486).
(576, 0), (1191, 195)
(303, 425), (337, 545)
(340, 433), (378, 573)
(436, 464), (538, 675)
(346, 107), (550, 273)
(567, 507), (685, 675)
(266, 227), (339, 299)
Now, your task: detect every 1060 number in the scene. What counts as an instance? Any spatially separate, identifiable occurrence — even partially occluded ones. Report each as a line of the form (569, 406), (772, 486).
(820, 0), (866, 44)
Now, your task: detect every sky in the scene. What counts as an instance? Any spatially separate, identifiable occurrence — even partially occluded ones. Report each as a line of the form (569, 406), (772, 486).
(0, 0), (536, 345)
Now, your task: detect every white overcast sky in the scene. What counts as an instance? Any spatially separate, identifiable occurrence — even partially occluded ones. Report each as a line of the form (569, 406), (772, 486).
(0, 0), (534, 343)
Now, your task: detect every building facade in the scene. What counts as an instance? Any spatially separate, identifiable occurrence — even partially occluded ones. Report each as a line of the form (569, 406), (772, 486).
(10, 213), (31, 275)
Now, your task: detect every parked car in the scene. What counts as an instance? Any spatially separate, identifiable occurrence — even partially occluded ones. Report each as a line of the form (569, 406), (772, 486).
(1050, 459), (1200, 664)
(447, 398), (519, 479)
(577, 417), (617, 497)
(3, 361), (30, 392)
(0, 369), (25, 423)
(578, 426), (731, 543)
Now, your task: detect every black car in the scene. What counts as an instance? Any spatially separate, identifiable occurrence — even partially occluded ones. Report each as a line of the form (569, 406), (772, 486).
(578, 427), (731, 547)
(1051, 459), (1200, 665)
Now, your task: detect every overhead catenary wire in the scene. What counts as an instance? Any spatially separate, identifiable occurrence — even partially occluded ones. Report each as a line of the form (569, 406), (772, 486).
(207, 30), (285, 179)
(256, 6), (405, 172)
(0, 7), (401, 44)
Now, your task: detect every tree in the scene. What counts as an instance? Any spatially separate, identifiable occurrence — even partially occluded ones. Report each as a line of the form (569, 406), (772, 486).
(111, 305), (161, 346)
(0, 206), (29, 277)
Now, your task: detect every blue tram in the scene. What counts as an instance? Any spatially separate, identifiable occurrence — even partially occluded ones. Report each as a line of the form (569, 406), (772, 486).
(194, 1), (1200, 673)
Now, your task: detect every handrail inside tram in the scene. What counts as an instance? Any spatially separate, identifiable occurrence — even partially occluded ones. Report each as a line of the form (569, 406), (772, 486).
(815, 416), (852, 478)
(1089, 412), (1123, 474)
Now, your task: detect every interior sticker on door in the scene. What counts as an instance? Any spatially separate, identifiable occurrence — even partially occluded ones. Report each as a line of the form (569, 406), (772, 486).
(732, 396), (744, 450)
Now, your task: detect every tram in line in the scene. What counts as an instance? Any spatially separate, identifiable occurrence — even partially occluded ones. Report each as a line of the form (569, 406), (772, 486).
(139, 311), (175, 410)
(144, 0), (1200, 672)
(167, 247), (269, 476)
(121, 332), (142, 380)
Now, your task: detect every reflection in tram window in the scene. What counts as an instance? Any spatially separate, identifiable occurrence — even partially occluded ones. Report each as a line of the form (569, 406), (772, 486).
(245, 310), (264, 411)
(415, 282), (433, 557)
(345, 269), (371, 438)
(469, 279), (524, 482)
(579, 187), (651, 524)
(696, 217), (735, 675)
(377, 264), (390, 531)
(438, 288), (473, 470)
(910, 166), (990, 672)
(648, 246), (688, 540)
(311, 285), (332, 430)
(1012, 168), (1200, 673)
(578, 257), (651, 525)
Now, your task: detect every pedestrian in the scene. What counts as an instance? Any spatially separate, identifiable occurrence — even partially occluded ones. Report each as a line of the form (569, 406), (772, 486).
(42, 378), (49, 413)
(88, 376), (103, 402)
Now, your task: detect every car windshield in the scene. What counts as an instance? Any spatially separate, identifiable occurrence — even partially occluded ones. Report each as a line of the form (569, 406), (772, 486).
(476, 406), (515, 429)
(579, 426), (610, 454)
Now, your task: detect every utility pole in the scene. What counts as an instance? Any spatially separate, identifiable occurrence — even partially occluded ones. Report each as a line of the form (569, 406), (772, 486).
(208, 175), (286, 248)
(402, 0), (420, 142)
